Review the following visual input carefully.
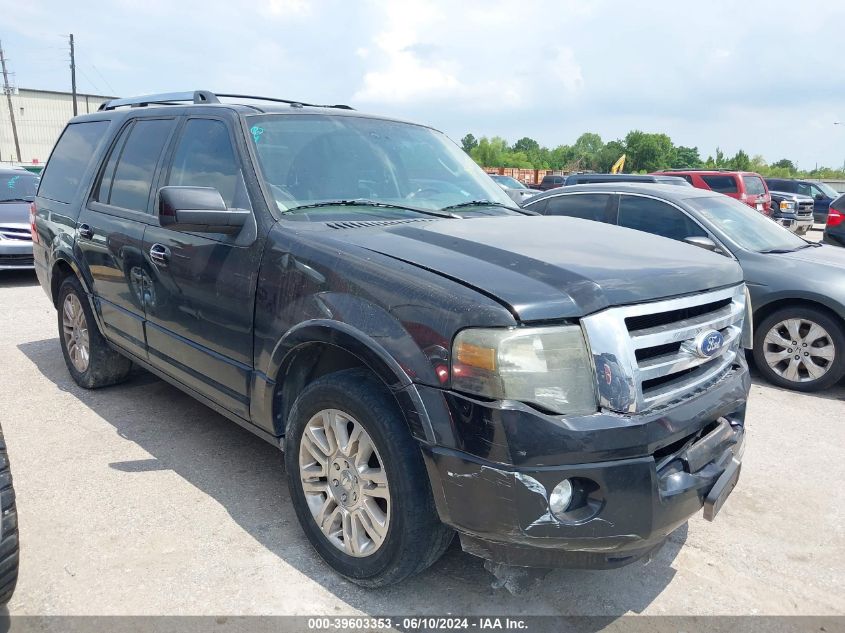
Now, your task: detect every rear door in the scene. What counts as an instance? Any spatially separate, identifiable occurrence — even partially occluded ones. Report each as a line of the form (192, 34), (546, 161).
(741, 174), (770, 213)
(141, 116), (262, 419)
(76, 116), (178, 358)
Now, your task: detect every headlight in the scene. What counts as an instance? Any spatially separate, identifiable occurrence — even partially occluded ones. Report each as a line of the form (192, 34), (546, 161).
(451, 325), (598, 415)
(779, 200), (795, 210)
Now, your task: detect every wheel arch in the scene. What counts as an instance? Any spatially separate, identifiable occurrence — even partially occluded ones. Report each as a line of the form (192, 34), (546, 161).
(753, 295), (845, 333)
(263, 320), (435, 443)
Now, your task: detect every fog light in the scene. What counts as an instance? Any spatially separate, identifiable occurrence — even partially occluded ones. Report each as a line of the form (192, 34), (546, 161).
(549, 479), (573, 517)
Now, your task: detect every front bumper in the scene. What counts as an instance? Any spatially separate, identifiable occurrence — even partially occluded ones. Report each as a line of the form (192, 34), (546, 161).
(0, 240), (34, 270)
(772, 211), (813, 233)
(419, 362), (750, 569)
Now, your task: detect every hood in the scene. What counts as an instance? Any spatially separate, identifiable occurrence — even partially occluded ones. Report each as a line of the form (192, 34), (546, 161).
(0, 201), (30, 225)
(779, 244), (845, 270)
(769, 191), (813, 203)
(338, 216), (743, 321)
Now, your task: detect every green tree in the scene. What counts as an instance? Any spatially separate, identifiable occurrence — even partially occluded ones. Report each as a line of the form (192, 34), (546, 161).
(670, 145), (702, 169)
(597, 140), (626, 172)
(730, 149), (751, 171)
(624, 131), (673, 172)
(512, 137), (540, 154)
(572, 132), (604, 170)
(771, 158), (796, 172)
(460, 133), (478, 154)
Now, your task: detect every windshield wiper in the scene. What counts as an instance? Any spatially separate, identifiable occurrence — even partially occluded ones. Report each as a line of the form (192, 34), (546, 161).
(283, 199), (460, 219)
(759, 243), (818, 254)
(439, 200), (523, 213)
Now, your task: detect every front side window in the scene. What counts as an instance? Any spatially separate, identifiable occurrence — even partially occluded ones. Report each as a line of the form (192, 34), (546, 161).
(167, 119), (251, 209)
(811, 182), (839, 199)
(544, 194), (612, 223)
(618, 195), (707, 242)
(700, 174), (739, 193)
(97, 118), (176, 213)
(686, 195), (807, 253)
(38, 121), (109, 203)
(247, 114), (513, 217)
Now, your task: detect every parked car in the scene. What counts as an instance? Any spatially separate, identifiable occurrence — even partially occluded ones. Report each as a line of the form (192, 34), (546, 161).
(1, 168), (39, 270)
(823, 193), (845, 247)
(537, 173), (566, 190)
(766, 178), (841, 224)
(33, 90), (749, 588)
(564, 173), (691, 187)
(524, 183), (845, 392)
(653, 169), (771, 214)
(767, 190), (814, 235)
(488, 174), (541, 205)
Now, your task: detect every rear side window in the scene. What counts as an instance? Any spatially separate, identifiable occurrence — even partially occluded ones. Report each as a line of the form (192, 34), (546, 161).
(166, 119), (251, 209)
(544, 194), (612, 223)
(700, 175), (739, 193)
(96, 118), (175, 212)
(742, 175), (766, 195)
(618, 195), (707, 242)
(768, 179), (793, 193)
(38, 121), (109, 203)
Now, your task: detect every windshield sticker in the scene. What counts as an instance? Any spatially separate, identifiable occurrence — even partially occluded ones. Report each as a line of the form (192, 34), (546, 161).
(250, 126), (265, 144)
(7, 175), (20, 190)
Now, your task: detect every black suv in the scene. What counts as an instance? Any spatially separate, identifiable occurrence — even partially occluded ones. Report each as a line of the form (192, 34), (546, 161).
(32, 90), (750, 587)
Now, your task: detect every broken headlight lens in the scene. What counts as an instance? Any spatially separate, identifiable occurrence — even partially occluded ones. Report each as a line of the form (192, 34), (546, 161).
(451, 326), (598, 416)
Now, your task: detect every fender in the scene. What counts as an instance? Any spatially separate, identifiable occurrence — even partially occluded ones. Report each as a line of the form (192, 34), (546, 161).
(749, 285), (845, 322)
(251, 319), (437, 443)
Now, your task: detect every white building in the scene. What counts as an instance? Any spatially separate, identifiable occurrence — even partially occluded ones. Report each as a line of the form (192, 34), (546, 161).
(0, 88), (114, 166)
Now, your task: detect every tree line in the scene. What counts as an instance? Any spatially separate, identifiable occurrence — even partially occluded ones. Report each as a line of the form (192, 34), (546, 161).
(460, 131), (845, 179)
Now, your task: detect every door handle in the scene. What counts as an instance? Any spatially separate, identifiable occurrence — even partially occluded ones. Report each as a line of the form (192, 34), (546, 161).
(149, 243), (170, 267)
(78, 223), (94, 239)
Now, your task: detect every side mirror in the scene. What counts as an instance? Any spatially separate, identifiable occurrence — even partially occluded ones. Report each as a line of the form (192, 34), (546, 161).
(815, 193), (825, 201)
(684, 236), (719, 252)
(157, 186), (249, 235)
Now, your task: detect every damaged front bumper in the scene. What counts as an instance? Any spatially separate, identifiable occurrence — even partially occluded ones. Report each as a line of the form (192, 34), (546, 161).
(419, 363), (750, 570)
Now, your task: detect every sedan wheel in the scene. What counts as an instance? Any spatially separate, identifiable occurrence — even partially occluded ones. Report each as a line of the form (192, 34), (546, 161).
(62, 293), (90, 373)
(298, 408), (390, 558)
(762, 318), (836, 383)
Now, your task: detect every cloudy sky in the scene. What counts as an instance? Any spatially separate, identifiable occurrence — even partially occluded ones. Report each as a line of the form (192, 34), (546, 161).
(2, 0), (843, 168)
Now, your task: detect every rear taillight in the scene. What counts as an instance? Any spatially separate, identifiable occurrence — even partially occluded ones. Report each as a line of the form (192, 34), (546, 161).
(828, 207), (844, 228)
(29, 202), (39, 244)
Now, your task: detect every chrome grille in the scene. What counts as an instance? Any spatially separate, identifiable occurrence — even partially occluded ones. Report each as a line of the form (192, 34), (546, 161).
(0, 225), (32, 241)
(581, 285), (746, 413)
(796, 200), (814, 217)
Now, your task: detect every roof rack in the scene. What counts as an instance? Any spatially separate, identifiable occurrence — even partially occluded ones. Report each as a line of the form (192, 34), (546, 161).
(98, 90), (354, 111)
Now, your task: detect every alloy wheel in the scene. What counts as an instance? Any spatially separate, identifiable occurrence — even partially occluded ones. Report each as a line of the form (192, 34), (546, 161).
(62, 293), (90, 373)
(298, 409), (390, 557)
(763, 318), (836, 383)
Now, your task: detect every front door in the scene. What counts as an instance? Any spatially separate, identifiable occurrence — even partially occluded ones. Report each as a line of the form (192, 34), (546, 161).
(77, 116), (178, 359)
(142, 117), (262, 419)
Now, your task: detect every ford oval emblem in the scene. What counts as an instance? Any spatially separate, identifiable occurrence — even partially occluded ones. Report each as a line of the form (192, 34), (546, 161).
(694, 329), (724, 359)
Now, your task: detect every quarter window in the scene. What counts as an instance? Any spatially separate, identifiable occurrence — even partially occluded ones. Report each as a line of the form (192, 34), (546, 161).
(700, 175), (739, 193)
(544, 194), (611, 223)
(38, 121), (109, 203)
(167, 119), (251, 209)
(618, 195), (707, 242)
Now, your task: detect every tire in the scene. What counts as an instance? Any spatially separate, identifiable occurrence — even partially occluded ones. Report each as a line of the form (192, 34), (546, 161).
(0, 424), (19, 605)
(753, 306), (845, 392)
(285, 369), (453, 587)
(57, 276), (132, 389)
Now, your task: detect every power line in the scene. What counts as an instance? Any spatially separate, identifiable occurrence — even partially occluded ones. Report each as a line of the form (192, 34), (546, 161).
(91, 64), (116, 95)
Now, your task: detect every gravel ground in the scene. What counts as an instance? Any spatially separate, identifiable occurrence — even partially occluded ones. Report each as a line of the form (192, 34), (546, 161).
(1, 267), (843, 617)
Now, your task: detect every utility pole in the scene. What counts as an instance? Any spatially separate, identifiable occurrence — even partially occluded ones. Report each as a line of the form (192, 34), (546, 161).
(0, 41), (22, 162)
(69, 34), (78, 116)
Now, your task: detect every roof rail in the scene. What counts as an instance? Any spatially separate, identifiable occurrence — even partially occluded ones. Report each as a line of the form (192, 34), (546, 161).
(662, 168), (733, 172)
(213, 93), (353, 110)
(98, 90), (354, 112)
(98, 90), (219, 111)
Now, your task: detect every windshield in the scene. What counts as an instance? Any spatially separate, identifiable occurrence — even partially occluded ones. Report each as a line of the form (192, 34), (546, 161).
(247, 114), (514, 216)
(1, 172), (38, 202)
(492, 175), (526, 189)
(686, 195), (808, 253)
(816, 182), (840, 198)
